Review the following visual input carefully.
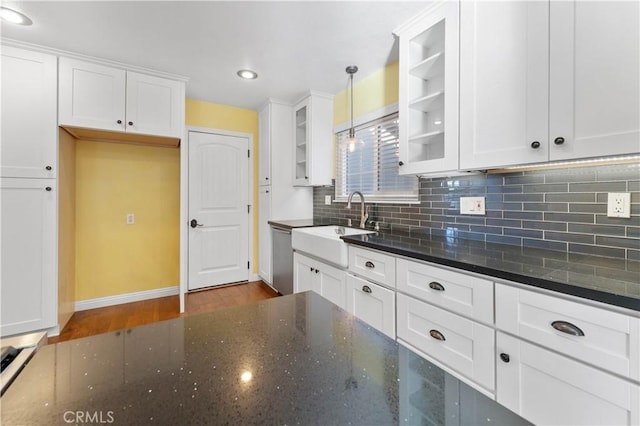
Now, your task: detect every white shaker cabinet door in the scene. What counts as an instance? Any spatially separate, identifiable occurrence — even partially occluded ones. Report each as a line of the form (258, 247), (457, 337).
(316, 260), (346, 310)
(549, 1), (640, 161)
(293, 252), (314, 293)
(58, 58), (126, 132)
(125, 71), (185, 139)
(459, 1), (550, 169)
(1, 47), (57, 179)
(346, 273), (396, 338)
(497, 332), (640, 426)
(1, 178), (57, 336)
(258, 187), (271, 284)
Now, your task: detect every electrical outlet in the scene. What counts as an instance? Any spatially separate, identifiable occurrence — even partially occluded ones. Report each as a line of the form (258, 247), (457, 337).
(607, 193), (631, 218)
(126, 213), (135, 224)
(324, 195), (332, 205)
(460, 196), (486, 215)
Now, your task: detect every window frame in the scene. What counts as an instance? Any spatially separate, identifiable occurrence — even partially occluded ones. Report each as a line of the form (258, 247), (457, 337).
(334, 111), (419, 204)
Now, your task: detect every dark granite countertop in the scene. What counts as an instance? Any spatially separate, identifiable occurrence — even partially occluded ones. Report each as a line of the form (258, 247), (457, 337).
(342, 231), (640, 313)
(1, 293), (528, 425)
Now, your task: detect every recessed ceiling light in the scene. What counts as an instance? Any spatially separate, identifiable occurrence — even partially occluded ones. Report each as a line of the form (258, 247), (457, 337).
(0, 7), (33, 26)
(237, 69), (258, 80)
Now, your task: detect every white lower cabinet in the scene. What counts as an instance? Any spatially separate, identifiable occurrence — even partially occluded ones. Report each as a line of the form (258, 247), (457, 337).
(497, 331), (640, 426)
(397, 293), (495, 396)
(345, 273), (395, 338)
(293, 252), (346, 309)
(1, 178), (57, 336)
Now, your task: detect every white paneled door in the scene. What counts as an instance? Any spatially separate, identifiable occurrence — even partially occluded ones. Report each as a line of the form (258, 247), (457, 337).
(188, 131), (249, 290)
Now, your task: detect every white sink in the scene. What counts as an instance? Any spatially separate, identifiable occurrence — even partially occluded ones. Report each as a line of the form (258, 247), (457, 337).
(292, 225), (374, 268)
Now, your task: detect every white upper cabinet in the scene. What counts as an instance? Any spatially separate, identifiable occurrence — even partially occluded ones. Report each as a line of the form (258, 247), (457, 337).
(395, 1), (459, 176)
(549, 1), (639, 161)
(460, 0), (639, 170)
(1, 47), (57, 179)
(58, 58), (126, 132)
(459, 1), (550, 169)
(125, 71), (185, 139)
(59, 57), (185, 140)
(293, 92), (333, 186)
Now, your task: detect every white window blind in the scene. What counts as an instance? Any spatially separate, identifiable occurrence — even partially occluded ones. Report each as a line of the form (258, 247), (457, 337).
(335, 113), (418, 203)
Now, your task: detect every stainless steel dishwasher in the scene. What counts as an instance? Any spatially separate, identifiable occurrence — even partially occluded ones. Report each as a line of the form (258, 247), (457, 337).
(271, 225), (293, 295)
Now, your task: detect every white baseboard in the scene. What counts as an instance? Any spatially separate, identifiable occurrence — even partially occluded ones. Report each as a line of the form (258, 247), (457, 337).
(75, 286), (180, 312)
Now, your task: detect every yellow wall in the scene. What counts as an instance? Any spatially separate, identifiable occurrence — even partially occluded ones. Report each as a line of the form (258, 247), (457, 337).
(331, 61), (399, 177)
(75, 141), (181, 300)
(185, 99), (259, 273)
(74, 98), (259, 302)
(333, 61), (399, 126)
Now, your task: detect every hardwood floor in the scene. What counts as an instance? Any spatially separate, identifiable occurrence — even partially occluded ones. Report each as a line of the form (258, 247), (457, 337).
(48, 281), (278, 344)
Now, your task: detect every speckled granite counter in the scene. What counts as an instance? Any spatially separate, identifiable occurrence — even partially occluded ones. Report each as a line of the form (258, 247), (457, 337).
(1, 293), (528, 425)
(342, 231), (640, 312)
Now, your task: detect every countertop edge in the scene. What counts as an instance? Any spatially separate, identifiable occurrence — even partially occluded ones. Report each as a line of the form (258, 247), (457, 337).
(342, 236), (640, 313)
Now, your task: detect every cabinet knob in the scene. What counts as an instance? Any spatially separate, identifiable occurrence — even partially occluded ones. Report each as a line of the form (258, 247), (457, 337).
(265, 177), (269, 180)
(500, 353), (510, 363)
(362, 285), (372, 294)
(551, 320), (584, 337)
(310, 266), (314, 272)
(45, 186), (52, 191)
(398, 161), (404, 166)
(428, 281), (445, 291)
(305, 176), (308, 179)
(45, 166), (52, 171)
(530, 141), (541, 149)
(554, 136), (565, 145)
(128, 121), (134, 126)
(314, 268), (319, 274)
(117, 120), (122, 124)
(429, 329), (446, 341)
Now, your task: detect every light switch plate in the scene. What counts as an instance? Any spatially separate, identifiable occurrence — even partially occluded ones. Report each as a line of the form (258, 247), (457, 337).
(126, 213), (135, 224)
(324, 195), (332, 205)
(460, 197), (486, 215)
(607, 192), (631, 218)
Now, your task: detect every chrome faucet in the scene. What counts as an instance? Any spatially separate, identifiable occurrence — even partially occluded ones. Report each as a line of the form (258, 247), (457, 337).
(346, 191), (368, 229)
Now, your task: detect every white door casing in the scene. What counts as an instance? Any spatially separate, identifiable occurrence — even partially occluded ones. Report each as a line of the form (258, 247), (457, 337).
(187, 130), (249, 290)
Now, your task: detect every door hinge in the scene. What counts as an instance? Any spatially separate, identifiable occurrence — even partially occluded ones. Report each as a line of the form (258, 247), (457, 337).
(247, 261), (250, 269)
(248, 149), (250, 158)
(248, 204), (250, 213)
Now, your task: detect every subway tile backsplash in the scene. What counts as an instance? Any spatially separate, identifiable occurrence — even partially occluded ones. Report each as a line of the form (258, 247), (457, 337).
(313, 163), (640, 260)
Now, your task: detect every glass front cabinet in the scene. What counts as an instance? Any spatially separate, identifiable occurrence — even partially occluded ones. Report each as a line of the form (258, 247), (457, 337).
(394, 1), (459, 176)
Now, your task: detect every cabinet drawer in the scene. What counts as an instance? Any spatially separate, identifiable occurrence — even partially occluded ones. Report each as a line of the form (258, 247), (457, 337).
(496, 284), (640, 381)
(346, 274), (396, 339)
(397, 258), (494, 325)
(397, 293), (495, 394)
(497, 332), (640, 426)
(348, 246), (396, 287)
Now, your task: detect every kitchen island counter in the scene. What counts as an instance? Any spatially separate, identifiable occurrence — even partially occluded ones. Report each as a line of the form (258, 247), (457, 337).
(1, 292), (528, 425)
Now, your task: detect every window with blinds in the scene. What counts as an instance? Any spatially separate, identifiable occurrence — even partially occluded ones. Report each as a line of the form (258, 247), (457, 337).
(335, 113), (418, 203)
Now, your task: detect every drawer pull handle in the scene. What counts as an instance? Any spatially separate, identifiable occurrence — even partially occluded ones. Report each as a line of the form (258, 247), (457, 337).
(429, 281), (445, 291)
(551, 320), (585, 337)
(362, 285), (372, 294)
(364, 261), (375, 269)
(500, 353), (510, 363)
(429, 329), (446, 341)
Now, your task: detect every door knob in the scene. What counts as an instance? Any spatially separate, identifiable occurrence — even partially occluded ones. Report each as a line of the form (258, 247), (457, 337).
(190, 219), (204, 228)
(128, 121), (134, 126)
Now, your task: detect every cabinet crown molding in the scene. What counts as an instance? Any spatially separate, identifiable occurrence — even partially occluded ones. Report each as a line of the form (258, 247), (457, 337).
(1, 38), (189, 82)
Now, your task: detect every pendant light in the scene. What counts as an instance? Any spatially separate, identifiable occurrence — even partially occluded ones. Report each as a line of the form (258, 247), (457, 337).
(346, 65), (359, 152)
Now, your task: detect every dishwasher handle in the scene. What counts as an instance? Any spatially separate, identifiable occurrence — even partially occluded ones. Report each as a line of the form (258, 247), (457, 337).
(271, 225), (292, 234)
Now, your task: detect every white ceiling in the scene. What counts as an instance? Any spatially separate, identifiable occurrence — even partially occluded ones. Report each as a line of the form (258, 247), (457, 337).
(1, 1), (429, 110)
